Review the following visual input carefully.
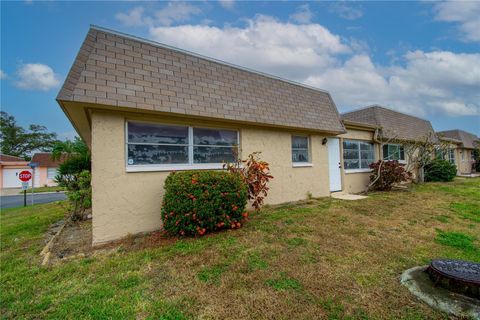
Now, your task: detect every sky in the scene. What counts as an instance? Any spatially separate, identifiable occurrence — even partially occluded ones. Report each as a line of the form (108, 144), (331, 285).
(1, 1), (479, 139)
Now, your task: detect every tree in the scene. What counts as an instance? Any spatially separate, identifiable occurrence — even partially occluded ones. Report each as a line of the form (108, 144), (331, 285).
(0, 111), (58, 159)
(402, 132), (450, 183)
(52, 137), (91, 189)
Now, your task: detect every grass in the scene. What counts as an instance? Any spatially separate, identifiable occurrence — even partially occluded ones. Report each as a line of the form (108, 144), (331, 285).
(1, 178), (480, 319)
(18, 186), (66, 194)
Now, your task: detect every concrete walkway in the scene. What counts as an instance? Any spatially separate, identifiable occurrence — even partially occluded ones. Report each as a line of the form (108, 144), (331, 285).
(331, 193), (368, 200)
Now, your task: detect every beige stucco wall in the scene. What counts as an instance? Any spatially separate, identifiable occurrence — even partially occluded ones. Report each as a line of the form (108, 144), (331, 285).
(91, 110), (332, 244)
(338, 128), (380, 194)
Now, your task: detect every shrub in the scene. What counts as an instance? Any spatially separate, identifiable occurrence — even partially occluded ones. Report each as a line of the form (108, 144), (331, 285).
(368, 160), (411, 191)
(424, 159), (457, 182)
(224, 152), (273, 210)
(162, 171), (248, 236)
(66, 170), (92, 221)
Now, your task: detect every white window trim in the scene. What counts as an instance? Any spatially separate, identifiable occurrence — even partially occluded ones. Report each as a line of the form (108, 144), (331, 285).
(345, 168), (373, 174)
(293, 163), (313, 168)
(343, 140), (375, 171)
(292, 135), (311, 166)
(125, 120), (240, 172)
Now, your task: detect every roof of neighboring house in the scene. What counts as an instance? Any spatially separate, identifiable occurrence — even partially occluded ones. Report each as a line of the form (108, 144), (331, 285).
(437, 130), (480, 149)
(0, 154), (27, 162)
(341, 105), (436, 142)
(30, 153), (66, 168)
(57, 26), (346, 135)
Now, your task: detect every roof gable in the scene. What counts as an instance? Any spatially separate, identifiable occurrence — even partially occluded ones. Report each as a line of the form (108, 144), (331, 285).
(30, 153), (66, 168)
(341, 105), (436, 142)
(57, 26), (345, 134)
(437, 130), (479, 149)
(0, 154), (26, 162)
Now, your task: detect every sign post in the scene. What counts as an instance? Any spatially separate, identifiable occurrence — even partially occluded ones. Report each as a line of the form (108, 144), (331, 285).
(19, 171), (32, 207)
(29, 163), (38, 206)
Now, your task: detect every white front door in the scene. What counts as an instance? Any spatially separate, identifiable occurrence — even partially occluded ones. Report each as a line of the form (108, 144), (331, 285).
(327, 138), (342, 192)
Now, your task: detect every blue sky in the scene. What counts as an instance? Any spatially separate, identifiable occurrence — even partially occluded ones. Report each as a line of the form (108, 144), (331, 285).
(1, 1), (479, 139)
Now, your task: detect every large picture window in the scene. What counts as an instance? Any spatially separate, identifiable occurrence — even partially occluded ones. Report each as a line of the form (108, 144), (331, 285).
(343, 140), (375, 171)
(127, 121), (238, 170)
(382, 144), (405, 161)
(292, 136), (310, 164)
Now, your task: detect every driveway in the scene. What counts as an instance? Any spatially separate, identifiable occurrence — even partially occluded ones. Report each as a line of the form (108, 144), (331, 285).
(1, 192), (67, 209)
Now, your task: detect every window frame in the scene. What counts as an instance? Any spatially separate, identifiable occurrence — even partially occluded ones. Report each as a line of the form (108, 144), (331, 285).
(382, 143), (406, 163)
(343, 139), (375, 173)
(47, 168), (58, 180)
(125, 120), (240, 172)
(291, 135), (312, 167)
(448, 148), (456, 164)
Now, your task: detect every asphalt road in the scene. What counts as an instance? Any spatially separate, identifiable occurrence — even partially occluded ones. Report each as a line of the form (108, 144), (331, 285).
(1, 192), (67, 209)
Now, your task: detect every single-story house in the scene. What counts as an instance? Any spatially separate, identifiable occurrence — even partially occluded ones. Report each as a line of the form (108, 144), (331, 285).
(57, 26), (353, 244)
(29, 153), (65, 187)
(341, 105), (437, 184)
(437, 130), (479, 175)
(0, 154), (31, 189)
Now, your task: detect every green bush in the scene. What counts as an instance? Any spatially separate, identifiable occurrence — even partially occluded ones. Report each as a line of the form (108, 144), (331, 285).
(162, 171), (248, 236)
(424, 159), (457, 182)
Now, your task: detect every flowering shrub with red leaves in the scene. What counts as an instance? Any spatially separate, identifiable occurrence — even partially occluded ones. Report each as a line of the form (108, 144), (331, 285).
(369, 160), (411, 191)
(161, 171), (248, 236)
(224, 152), (273, 210)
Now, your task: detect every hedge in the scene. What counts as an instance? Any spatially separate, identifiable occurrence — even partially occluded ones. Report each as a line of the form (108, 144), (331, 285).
(161, 170), (248, 236)
(424, 159), (457, 182)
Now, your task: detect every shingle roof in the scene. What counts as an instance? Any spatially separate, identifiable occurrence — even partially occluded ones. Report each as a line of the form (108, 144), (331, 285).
(30, 153), (66, 168)
(341, 105), (436, 142)
(57, 26), (345, 134)
(437, 130), (480, 149)
(0, 154), (26, 162)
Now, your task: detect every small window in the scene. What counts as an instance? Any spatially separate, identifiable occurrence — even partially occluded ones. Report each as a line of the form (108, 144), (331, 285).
(461, 150), (465, 161)
(47, 168), (58, 179)
(126, 121), (238, 170)
(292, 136), (310, 163)
(448, 148), (455, 164)
(382, 144), (405, 161)
(343, 140), (374, 170)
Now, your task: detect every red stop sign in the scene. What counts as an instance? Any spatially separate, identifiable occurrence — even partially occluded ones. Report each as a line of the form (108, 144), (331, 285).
(19, 171), (32, 182)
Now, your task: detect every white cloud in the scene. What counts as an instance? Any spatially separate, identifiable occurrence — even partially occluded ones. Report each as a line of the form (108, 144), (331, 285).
(305, 51), (480, 117)
(116, 2), (201, 27)
(0, 70), (6, 80)
(116, 7), (145, 27)
(15, 63), (60, 91)
(329, 2), (363, 20)
(149, 15), (350, 79)
(289, 4), (313, 24)
(219, 0), (235, 10)
(150, 2), (201, 26)
(433, 1), (480, 42)
(135, 14), (478, 118)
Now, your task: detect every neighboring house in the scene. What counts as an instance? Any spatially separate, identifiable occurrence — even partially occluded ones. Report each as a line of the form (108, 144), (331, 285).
(0, 154), (31, 189)
(29, 153), (65, 187)
(437, 130), (480, 175)
(57, 26), (348, 244)
(341, 105), (437, 184)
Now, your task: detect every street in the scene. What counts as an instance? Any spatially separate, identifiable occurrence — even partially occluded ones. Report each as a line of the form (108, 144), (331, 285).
(0, 192), (67, 209)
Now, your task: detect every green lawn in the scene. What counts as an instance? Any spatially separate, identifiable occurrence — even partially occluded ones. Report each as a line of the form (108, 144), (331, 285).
(1, 178), (479, 319)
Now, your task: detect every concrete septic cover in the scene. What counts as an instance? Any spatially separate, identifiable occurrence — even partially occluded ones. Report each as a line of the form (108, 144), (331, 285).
(401, 266), (480, 319)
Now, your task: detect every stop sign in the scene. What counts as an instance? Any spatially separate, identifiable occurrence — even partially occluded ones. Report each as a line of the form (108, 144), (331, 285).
(19, 171), (32, 182)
